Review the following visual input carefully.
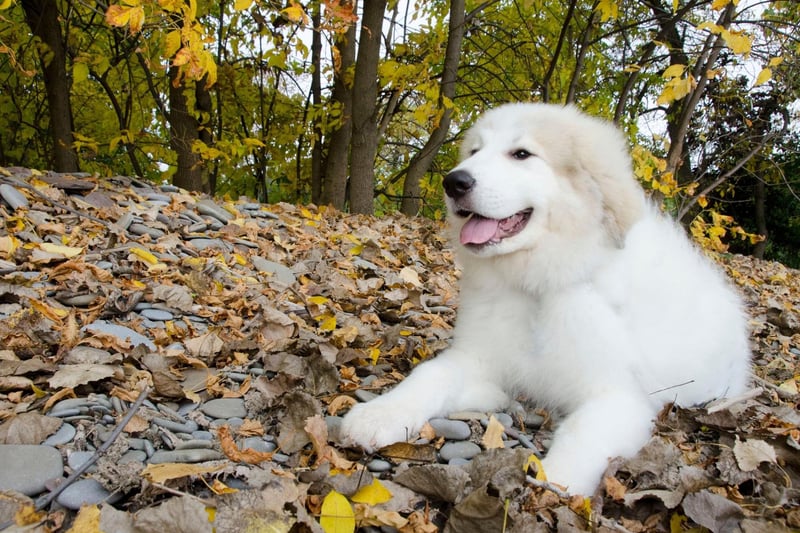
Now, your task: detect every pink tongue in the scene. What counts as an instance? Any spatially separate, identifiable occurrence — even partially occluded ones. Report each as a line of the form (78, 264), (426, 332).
(460, 216), (500, 245)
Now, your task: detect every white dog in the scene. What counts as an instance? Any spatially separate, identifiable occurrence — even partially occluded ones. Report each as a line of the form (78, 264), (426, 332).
(340, 103), (751, 495)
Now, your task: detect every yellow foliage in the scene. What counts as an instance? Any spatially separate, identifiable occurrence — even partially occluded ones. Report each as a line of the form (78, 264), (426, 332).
(690, 208), (764, 252)
(320, 490), (355, 533)
(595, 0), (618, 21)
(67, 505), (101, 533)
(755, 68), (772, 86)
(351, 479), (393, 505)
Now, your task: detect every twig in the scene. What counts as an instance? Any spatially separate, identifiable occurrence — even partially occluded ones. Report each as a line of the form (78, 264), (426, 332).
(525, 475), (571, 499)
(35, 387), (151, 511)
(705, 387), (764, 413)
(753, 375), (798, 400)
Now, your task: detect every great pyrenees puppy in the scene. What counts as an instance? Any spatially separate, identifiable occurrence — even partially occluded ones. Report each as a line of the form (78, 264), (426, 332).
(340, 103), (751, 495)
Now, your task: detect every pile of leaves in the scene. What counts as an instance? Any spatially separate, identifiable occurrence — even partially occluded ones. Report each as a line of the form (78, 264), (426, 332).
(0, 168), (798, 532)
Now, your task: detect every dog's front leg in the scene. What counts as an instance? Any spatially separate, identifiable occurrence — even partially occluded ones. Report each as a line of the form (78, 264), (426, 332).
(340, 351), (508, 451)
(540, 391), (658, 496)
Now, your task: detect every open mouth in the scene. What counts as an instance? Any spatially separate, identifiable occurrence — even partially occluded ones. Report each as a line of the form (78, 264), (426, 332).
(456, 208), (533, 246)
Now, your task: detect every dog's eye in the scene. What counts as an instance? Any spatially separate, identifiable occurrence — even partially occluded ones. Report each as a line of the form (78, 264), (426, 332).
(469, 148), (480, 156)
(511, 149), (534, 160)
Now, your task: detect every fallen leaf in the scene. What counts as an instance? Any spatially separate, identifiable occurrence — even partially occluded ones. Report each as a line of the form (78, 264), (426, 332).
(67, 504), (101, 533)
(0, 412), (62, 444)
(133, 496), (213, 533)
(48, 364), (117, 389)
(305, 414), (355, 470)
(351, 478), (393, 505)
(141, 462), (226, 484)
(218, 425), (274, 464)
(733, 438), (777, 472)
(319, 490), (355, 533)
(481, 415), (505, 449)
(682, 490), (744, 533)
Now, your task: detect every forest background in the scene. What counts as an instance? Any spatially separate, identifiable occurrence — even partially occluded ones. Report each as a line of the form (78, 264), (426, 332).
(1, 0), (799, 265)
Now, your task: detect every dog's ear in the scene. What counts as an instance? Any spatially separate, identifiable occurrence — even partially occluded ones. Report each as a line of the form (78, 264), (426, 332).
(570, 113), (645, 246)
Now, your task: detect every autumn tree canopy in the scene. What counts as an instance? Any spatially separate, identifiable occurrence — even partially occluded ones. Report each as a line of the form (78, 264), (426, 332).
(0, 0), (799, 260)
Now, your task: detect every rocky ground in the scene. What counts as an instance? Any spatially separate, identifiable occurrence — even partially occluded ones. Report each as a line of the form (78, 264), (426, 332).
(0, 167), (797, 533)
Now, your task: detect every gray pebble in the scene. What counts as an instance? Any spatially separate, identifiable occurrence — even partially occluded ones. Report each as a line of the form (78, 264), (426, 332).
(0, 184), (29, 210)
(366, 459), (392, 473)
(191, 430), (214, 441)
(250, 257), (296, 284)
(187, 238), (229, 251)
(0, 445), (63, 495)
(525, 413), (545, 429)
(429, 418), (472, 441)
(241, 437), (277, 454)
(439, 441), (481, 462)
(174, 440), (215, 450)
(272, 453), (290, 464)
(152, 417), (198, 434)
(119, 450), (147, 464)
(140, 308), (175, 321)
(82, 320), (156, 351)
(196, 199), (234, 223)
(448, 457), (471, 466)
(44, 423), (76, 446)
(325, 416), (343, 442)
(199, 398), (247, 419)
(355, 390), (378, 403)
(128, 223), (165, 239)
(148, 449), (224, 464)
(56, 478), (121, 510)
(490, 413), (514, 429)
(67, 451), (97, 473)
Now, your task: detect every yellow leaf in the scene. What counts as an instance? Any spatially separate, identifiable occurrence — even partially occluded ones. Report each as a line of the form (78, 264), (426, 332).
(165, 29), (182, 58)
(39, 243), (83, 258)
(769, 56), (784, 67)
(595, 0), (617, 21)
(0, 235), (19, 258)
(721, 28), (752, 55)
(308, 296), (329, 305)
(67, 504), (101, 533)
(233, 0), (253, 10)
(129, 246), (159, 265)
(282, 2), (309, 24)
(31, 300), (68, 322)
(320, 490), (355, 533)
(73, 62), (89, 84)
(352, 479), (393, 505)
(523, 454), (547, 481)
(319, 314), (337, 332)
(348, 243), (364, 256)
(0, 0), (14, 11)
(368, 347), (380, 365)
(710, 0), (732, 9)
(754, 67), (771, 86)
(698, 195), (708, 208)
(662, 64), (685, 79)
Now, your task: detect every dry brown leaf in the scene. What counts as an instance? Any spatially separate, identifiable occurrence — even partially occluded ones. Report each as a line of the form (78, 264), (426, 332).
(184, 332), (224, 361)
(0, 412), (62, 444)
(378, 442), (438, 463)
(602, 475), (627, 502)
(304, 414), (355, 470)
(236, 418), (264, 436)
(419, 422), (436, 441)
(217, 424), (274, 464)
(42, 388), (76, 412)
(481, 415), (505, 449)
(142, 462), (226, 484)
(733, 438), (777, 472)
(327, 394), (357, 415)
(124, 414), (150, 434)
(48, 364), (117, 389)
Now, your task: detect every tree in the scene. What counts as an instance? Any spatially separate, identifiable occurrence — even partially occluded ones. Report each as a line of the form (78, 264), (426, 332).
(20, 0), (79, 172)
(347, 0), (386, 213)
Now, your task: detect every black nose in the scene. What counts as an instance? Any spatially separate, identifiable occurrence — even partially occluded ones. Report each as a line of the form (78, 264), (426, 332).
(443, 170), (475, 199)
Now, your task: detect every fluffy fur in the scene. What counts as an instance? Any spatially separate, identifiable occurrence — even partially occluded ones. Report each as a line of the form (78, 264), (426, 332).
(339, 103), (751, 495)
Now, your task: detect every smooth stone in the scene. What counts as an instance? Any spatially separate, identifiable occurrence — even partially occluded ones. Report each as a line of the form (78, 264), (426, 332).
(0, 184), (29, 210)
(525, 413), (545, 428)
(241, 438), (277, 454)
(199, 398), (247, 419)
(58, 293), (98, 306)
(174, 440), (215, 450)
(366, 459), (392, 473)
(160, 185), (180, 193)
(448, 457), (471, 466)
(250, 257), (296, 285)
(184, 424), (211, 438)
(490, 413), (514, 429)
(152, 417), (198, 434)
(49, 398), (93, 412)
(447, 410), (486, 421)
(67, 450), (97, 473)
(196, 199), (234, 222)
(56, 478), (121, 510)
(188, 238), (229, 251)
(325, 416), (343, 442)
(119, 450), (147, 464)
(148, 449), (224, 464)
(128, 223), (165, 239)
(140, 308), (175, 321)
(355, 390), (378, 403)
(146, 193), (172, 203)
(272, 453), (290, 464)
(439, 441), (481, 462)
(82, 320), (156, 351)
(44, 423), (76, 446)
(0, 445), (63, 496)
(116, 212), (134, 230)
(429, 418), (472, 441)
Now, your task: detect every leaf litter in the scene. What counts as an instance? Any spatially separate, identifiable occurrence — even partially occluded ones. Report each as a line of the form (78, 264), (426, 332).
(0, 167), (796, 531)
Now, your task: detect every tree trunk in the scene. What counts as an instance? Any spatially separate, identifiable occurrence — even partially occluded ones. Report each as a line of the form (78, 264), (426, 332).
(400, 0), (466, 216)
(21, 0), (80, 172)
(320, 1), (357, 210)
(753, 176), (767, 258)
(348, 0), (386, 214)
(310, 2), (324, 204)
(169, 67), (209, 192)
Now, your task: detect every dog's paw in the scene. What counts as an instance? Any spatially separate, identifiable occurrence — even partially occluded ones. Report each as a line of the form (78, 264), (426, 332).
(540, 455), (601, 496)
(339, 401), (427, 452)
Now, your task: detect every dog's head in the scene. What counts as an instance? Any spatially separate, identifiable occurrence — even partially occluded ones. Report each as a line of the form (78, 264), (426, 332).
(444, 103), (645, 259)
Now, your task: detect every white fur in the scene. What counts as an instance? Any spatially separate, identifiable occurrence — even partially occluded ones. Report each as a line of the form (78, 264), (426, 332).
(340, 103), (751, 495)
